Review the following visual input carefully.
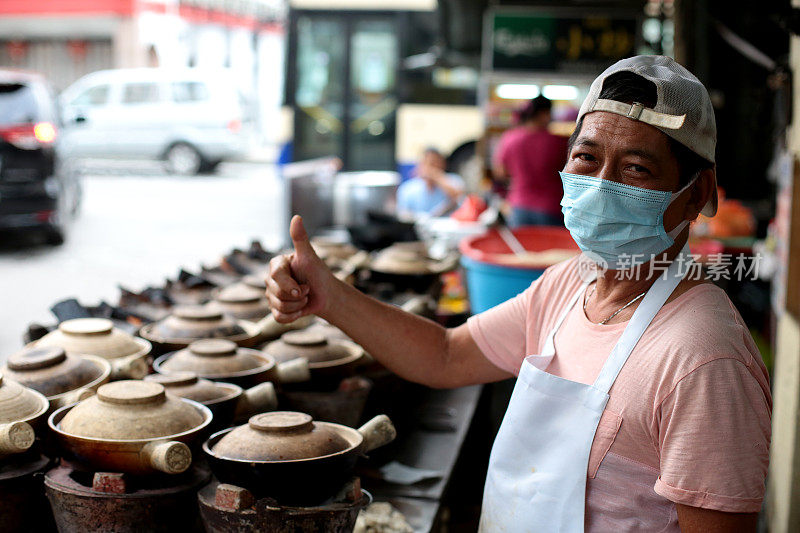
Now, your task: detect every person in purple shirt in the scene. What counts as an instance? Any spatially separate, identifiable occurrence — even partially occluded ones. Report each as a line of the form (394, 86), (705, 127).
(493, 95), (569, 227)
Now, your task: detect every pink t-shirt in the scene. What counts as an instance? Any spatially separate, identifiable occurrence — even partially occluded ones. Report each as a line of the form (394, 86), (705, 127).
(468, 257), (771, 531)
(494, 127), (568, 216)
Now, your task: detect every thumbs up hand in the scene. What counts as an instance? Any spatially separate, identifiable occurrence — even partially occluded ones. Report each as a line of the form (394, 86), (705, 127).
(266, 215), (334, 323)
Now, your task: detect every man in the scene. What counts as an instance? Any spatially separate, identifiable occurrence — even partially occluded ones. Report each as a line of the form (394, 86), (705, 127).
(396, 147), (465, 219)
(268, 56), (771, 532)
(493, 95), (568, 227)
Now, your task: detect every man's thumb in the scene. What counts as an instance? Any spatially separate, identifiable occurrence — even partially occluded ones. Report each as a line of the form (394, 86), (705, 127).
(290, 215), (316, 257)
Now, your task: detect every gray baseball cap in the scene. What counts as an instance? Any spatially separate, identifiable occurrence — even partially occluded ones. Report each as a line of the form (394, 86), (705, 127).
(578, 55), (718, 217)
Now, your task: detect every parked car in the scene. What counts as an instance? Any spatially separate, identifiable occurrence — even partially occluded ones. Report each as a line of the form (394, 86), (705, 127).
(59, 68), (250, 175)
(0, 70), (81, 245)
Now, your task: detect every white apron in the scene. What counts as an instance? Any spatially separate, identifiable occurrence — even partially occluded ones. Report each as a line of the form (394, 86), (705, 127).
(479, 246), (688, 533)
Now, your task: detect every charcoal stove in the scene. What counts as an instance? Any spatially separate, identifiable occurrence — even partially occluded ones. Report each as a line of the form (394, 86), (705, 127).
(44, 461), (210, 532)
(198, 477), (370, 533)
(0, 452), (55, 532)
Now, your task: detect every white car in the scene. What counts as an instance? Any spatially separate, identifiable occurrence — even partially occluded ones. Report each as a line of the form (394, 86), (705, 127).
(59, 68), (249, 174)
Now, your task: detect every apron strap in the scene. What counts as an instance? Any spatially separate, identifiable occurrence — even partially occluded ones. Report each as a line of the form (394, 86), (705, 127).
(592, 244), (690, 394)
(542, 281), (591, 356)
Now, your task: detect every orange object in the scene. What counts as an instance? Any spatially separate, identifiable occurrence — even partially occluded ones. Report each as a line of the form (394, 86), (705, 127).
(692, 188), (755, 238)
(451, 195), (487, 222)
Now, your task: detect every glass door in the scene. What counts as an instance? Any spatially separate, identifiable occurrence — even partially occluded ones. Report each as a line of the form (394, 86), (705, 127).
(293, 15), (347, 162)
(291, 12), (399, 170)
(347, 18), (398, 170)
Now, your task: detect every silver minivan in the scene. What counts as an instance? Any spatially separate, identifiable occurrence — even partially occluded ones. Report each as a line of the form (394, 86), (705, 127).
(60, 68), (249, 174)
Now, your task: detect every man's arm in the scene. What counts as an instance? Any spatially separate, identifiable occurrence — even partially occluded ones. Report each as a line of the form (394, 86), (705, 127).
(267, 216), (513, 388)
(428, 169), (463, 202)
(677, 504), (757, 533)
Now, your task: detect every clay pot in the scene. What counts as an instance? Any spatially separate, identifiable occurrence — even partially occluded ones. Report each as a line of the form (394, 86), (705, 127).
(263, 331), (365, 380)
(311, 238), (358, 262)
(203, 412), (395, 504)
(153, 339), (310, 388)
(49, 380), (212, 475)
(139, 305), (260, 354)
(304, 319), (352, 343)
(34, 318), (150, 380)
(144, 372), (278, 429)
(2, 346), (111, 410)
(252, 313), (314, 344)
(0, 373), (48, 457)
(214, 284), (271, 322)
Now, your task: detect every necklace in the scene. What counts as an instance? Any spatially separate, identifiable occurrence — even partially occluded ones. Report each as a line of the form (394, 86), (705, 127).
(583, 284), (647, 325)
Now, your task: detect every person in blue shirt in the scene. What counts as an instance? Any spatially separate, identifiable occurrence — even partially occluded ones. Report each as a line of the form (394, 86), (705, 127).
(396, 148), (465, 219)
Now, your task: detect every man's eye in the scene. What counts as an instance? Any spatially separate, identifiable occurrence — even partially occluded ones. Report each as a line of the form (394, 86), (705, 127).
(627, 164), (651, 174)
(575, 153), (595, 162)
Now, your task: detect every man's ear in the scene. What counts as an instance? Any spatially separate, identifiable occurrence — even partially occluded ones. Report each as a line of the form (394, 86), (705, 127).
(684, 167), (716, 221)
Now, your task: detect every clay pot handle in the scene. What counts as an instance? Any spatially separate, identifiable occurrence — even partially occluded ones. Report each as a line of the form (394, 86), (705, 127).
(275, 358), (311, 383)
(236, 382), (278, 418)
(62, 387), (96, 405)
(141, 440), (192, 474)
(110, 355), (148, 380)
(0, 421), (35, 456)
(358, 415), (396, 453)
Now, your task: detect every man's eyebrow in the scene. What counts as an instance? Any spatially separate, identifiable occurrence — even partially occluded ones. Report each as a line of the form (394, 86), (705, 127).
(572, 138), (598, 148)
(572, 138), (661, 164)
(623, 148), (660, 163)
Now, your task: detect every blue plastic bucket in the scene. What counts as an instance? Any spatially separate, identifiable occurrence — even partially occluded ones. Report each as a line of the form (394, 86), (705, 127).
(459, 226), (579, 314)
(460, 255), (545, 313)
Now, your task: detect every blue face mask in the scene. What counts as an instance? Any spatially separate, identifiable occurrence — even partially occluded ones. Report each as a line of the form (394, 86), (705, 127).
(560, 171), (696, 269)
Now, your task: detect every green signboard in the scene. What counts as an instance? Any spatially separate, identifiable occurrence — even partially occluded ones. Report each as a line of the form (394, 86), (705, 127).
(489, 11), (638, 73)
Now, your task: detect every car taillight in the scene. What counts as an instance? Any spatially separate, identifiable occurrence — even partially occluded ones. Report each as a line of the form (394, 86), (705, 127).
(227, 119), (241, 133)
(0, 122), (57, 150)
(34, 122), (57, 143)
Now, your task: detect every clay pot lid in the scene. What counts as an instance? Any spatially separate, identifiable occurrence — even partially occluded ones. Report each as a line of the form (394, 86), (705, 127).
(242, 275), (267, 291)
(191, 339), (239, 356)
(173, 306), (225, 321)
(306, 320), (352, 343)
(311, 239), (358, 261)
(3, 347), (108, 399)
(144, 371), (232, 403)
(36, 318), (147, 359)
(265, 331), (358, 365)
(211, 411), (353, 462)
(145, 305), (250, 342)
(97, 380), (166, 406)
(158, 339), (272, 377)
(0, 372), (49, 424)
(7, 347), (67, 371)
(371, 248), (434, 274)
(283, 330), (326, 347)
(60, 318), (114, 336)
(145, 371), (199, 388)
(59, 380), (208, 440)
(217, 284), (262, 304)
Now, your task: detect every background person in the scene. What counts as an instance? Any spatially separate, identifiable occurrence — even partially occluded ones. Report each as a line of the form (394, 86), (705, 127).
(493, 95), (568, 227)
(396, 148), (465, 219)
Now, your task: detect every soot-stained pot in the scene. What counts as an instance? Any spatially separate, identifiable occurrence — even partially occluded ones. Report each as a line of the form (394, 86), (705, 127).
(367, 243), (457, 296)
(2, 346), (111, 410)
(263, 330), (365, 382)
(0, 374), (44, 458)
(34, 318), (150, 380)
(203, 411), (396, 505)
(144, 372), (278, 430)
(139, 305), (261, 354)
(213, 283), (271, 322)
(153, 339), (310, 388)
(48, 380), (212, 475)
